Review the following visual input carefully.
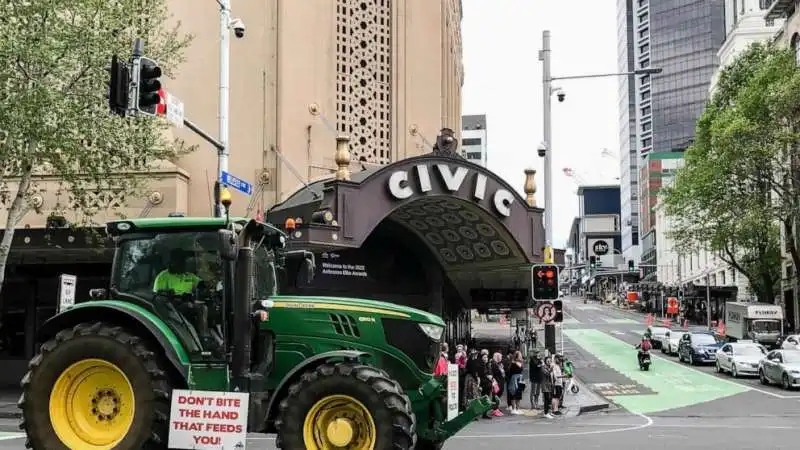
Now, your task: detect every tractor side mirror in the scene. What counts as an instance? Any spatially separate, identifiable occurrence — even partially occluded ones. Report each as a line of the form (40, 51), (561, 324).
(218, 229), (237, 261)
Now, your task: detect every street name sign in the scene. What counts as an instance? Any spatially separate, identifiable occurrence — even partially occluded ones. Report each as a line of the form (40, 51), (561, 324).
(221, 171), (253, 196)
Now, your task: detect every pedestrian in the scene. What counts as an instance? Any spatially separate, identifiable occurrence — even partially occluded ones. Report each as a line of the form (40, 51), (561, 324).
(478, 351), (494, 419)
(541, 356), (554, 419)
(530, 329), (538, 350)
(490, 352), (505, 398)
(550, 356), (563, 414)
(455, 344), (467, 411)
(506, 351), (525, 414)
(529, 353), (543, 409)
(464, 350), (482, 417)
(433, 342), (449, 377)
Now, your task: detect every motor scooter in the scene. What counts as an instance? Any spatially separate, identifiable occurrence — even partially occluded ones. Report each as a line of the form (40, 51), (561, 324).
(638, 350), (651, 371)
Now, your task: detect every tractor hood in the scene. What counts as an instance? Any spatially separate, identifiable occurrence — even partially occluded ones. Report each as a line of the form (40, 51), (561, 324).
(267, 295), (445, 326)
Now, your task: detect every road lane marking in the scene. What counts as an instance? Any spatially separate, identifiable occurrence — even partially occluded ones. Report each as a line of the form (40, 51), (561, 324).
(564, 329), (749, 413)
(0, 433), (23, 441)
(450, 411), (653, 439)
(602, 318), (639, 324)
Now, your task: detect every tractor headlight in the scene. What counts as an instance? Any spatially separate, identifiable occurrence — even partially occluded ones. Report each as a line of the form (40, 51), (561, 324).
(418, 323), (444, 341)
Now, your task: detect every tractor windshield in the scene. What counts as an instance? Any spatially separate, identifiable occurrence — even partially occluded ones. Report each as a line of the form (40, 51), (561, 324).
(110, 231), (226, 359)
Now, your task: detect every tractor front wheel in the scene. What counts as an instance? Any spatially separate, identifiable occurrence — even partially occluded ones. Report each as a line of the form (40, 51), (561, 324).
(19, 322), (173, 450)
(275, 362), (415, 450)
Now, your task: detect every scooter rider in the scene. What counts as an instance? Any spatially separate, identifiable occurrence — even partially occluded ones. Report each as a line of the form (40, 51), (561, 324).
(634, 335), (652, 366)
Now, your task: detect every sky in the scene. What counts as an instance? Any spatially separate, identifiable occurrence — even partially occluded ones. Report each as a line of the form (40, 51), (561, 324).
(461, 0), (621, 248)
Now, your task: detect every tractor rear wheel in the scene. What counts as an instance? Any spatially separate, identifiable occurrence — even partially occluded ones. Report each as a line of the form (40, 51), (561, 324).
(275, 361), (415, 450)
(19, 322), (173, 450)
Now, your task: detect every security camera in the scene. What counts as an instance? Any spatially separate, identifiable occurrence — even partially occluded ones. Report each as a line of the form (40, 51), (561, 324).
(554, 88), (565, 102)
(537, 142), (547, 158)
(230, 18), (246, 38)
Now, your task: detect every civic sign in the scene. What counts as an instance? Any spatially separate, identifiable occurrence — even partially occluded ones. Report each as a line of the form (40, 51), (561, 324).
(165, 92), (184, 128)
(221, 171), (253, 196)
(57, 274), (77, 314)
(387, 163), (515, 217)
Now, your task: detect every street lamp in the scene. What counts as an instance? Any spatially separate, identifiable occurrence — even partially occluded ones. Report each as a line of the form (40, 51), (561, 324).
(539, 29), (662, 258)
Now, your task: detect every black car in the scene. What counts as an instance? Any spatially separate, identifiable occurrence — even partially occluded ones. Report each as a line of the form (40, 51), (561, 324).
(678, 331), (723, 365)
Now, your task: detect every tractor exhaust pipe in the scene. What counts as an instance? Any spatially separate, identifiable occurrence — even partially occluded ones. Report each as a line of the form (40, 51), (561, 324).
(231, 245), (253, 391)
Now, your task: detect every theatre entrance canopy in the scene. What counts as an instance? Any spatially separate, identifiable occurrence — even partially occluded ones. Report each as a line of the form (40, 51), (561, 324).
(267, 135), (546, 312)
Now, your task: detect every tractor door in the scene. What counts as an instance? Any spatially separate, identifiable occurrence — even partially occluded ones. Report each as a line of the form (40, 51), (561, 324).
(249, 244), (278, 376)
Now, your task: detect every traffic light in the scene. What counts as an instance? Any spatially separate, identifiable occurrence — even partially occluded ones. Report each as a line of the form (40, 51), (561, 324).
(136, 57), (163, 115)
(628, 259), (635, 272)
(553, 300), (563, 323)
(532, 264), (559, 300)
(107, 55), (130, 117)
(589, 255), (597, 269)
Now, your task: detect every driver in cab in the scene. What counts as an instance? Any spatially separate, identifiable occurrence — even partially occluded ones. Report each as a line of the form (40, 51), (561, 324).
(153, 248), (200, 294)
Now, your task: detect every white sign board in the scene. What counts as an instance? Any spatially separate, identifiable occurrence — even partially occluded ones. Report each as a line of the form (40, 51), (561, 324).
(166, 93), (185, 128)
(168, 390), (249, 450)
(57, 274), (77, 314)
(446, 363), (459, 421)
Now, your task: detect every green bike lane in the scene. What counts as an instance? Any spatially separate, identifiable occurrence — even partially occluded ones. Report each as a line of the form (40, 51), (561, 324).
(563, 329), (749, 414)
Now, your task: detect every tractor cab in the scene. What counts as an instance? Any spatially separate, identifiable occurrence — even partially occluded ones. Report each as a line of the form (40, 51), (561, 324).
(103, 217), (304, 363)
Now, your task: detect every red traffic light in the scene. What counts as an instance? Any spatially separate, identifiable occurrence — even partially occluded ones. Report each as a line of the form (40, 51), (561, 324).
(546, 270), (554, 278)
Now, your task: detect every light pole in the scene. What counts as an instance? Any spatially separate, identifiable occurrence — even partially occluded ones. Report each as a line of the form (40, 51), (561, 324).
(214, 0), (245, 216)
(538, 30), (661, 256)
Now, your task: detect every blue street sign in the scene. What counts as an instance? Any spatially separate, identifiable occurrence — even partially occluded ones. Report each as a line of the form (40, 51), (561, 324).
(220, 171), (253, 196)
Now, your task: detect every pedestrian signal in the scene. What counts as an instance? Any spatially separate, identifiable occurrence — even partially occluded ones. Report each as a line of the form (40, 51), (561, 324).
(628, 259), (635, 272)
(532, 264), (559, 300)
(553, 300), (563, 323)
(589, 256), (597, 269)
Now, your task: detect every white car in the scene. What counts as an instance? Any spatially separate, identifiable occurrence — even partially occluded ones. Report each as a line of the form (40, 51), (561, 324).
(781, 335), (800, 350)
(661, 329), (683, 355)
(715, 342), (766, 377)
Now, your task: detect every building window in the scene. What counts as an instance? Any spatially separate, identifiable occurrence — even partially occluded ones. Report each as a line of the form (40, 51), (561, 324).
(759, 0), (770, 10)
(641, 137), (652, 148)
(642, 122), (651, 132)
(641, 106), (651, 116)
(637, 13), (648, 23)
(640, 58), (650, 68)
(638, 28), (648, 39)
(720, 271), (726, 285)
(731, 269), (736, 283)
(462, 138), (482, 146)
(641, 90), (651, 101)
(640, 74), (650, 85)
(639, 43), (649, 54)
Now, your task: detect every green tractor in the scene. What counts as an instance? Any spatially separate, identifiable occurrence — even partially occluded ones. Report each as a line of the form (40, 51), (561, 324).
(19, 215), (490, 449)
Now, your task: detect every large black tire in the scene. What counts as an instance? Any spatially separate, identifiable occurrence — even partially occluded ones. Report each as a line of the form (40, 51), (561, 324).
(275, 362), (415, 449)
(19, 322), (173, 450)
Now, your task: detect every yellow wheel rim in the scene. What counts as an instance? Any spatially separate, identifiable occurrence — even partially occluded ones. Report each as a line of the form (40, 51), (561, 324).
(49, 359), (136, 450)
(303, 394), (376, 450)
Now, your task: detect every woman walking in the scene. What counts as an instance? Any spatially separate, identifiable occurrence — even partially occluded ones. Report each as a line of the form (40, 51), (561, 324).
(506, 351), (525, 415)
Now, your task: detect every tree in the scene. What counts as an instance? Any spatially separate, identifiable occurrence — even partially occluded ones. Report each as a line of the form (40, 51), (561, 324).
(0, 1), (193, 299)
(663, 42), (786, 303)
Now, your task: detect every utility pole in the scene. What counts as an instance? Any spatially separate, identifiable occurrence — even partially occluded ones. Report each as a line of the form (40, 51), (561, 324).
(706, 271), (712, 329)
(539, 30), (556, 355)
(215, 0), (232, 217)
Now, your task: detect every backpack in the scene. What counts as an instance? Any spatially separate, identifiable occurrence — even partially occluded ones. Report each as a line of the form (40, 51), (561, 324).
(641, 340), (651, 351)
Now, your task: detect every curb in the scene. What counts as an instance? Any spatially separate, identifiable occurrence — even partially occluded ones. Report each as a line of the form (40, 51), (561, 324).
(572, 374), (615, 416)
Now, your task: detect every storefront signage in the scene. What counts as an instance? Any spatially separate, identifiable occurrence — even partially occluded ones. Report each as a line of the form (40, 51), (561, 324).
(387, 164), (514, 217)
(592, 240), (609, 256)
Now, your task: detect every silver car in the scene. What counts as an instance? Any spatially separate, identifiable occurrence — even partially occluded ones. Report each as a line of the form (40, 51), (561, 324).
(715, 342), (765, 377)
(662, 329), (683, 355)
(759, 349), (800, 390)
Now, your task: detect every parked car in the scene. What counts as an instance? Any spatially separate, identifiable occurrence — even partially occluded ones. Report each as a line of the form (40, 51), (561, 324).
(715, 342), (766, 377)
(662, 329), (683, 355)
(678, 331), (723, 365)
(759, 349), (800, 390)
(780, 335), (800, 351)
(649, 326), (670, 350)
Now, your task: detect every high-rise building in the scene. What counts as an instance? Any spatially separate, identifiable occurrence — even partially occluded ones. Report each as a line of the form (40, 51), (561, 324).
(617, 0), (725, 266)
(461, 114), (487, 167)
(616, 0), (639, 262)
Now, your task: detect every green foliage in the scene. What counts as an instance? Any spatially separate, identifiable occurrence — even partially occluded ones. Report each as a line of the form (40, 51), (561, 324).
(0, 0), (193, 297)
(0, 0), (193, 219)
(662, 42), (793, 303)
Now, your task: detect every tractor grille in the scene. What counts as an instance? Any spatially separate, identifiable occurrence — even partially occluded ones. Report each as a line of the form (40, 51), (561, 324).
(329, 314), (360, 337)
(382, 318), (438, 372)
